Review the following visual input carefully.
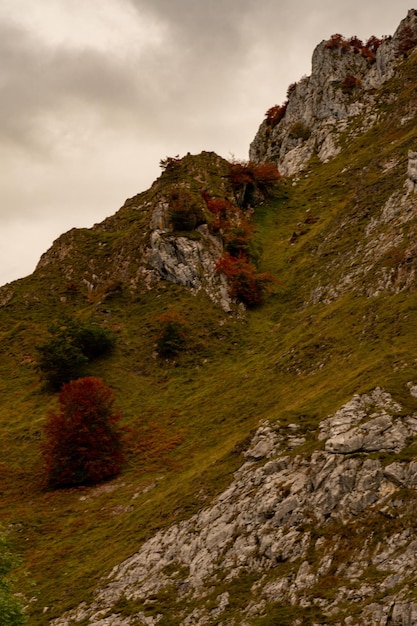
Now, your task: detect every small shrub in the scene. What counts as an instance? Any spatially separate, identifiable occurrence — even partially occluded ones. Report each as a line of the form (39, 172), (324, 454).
(228, 160), (281, 207)
(203, 195), (237, 232)
(340, 74), (362, 94)
(36, 318), (115, 390)
(365, 35), (382, 53)
(42, 377), (125, 489)
(348, 36), (363, 51)
(159, 155), (181, 171)
(265, 103), (288, 127)
(224, 220), (256, 259)
(76, 325), (116, 360)
(155, 311), (188, 357)
(325, 33), (344, 49)
(215, 252), (276, 307)
(252, 162), (281, 192)
(289, 121), (311, 141)
(286, 82), (298, 98)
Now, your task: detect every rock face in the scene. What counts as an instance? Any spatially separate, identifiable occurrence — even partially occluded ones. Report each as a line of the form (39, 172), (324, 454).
(249, 10), (417, 177)
(31, 152), (239, 311)
(143, 204), (231, 311)
(52, 387), (417, 625)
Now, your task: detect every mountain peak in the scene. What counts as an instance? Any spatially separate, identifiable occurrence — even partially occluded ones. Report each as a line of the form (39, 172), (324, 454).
(250, 9), (417, 176)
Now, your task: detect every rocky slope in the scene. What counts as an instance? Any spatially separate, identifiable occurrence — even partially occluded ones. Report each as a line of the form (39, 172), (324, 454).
(53, 387), (417, 625)
(31, 152), (235, 311)
(44, 10), (417, 626)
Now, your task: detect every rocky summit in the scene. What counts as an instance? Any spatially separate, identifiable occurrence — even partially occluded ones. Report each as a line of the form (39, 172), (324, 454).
(3, 9), (417, 626)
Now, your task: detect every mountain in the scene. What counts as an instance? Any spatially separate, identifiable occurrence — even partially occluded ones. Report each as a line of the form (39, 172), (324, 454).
(2, 9), (417, 626)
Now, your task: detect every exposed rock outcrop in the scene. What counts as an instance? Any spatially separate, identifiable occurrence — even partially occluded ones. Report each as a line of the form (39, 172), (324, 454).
(250, 10), (417, 177)
(30, 153), (241, 311)
(52, 387), (417, 625)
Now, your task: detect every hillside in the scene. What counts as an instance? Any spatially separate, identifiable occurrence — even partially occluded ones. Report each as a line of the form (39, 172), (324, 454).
(2, 9), (417, 626)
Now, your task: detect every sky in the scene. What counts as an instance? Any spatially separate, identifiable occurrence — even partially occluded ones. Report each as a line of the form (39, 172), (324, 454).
(0, 0), (414, 286)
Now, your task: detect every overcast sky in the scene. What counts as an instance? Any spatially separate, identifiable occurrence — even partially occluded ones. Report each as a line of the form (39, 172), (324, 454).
(0, 0), (414, 286)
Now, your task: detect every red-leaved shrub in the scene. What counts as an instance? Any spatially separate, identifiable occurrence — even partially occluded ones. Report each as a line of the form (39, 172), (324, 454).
(216, 252), (276, 307)
(203, 195), (238, 232)
(265, 103), (288, 127)
(42, 377), (125, 489)
(228, 161), (281, 203)
(325, 33), (382, 63)
(340, 74), (362, 94)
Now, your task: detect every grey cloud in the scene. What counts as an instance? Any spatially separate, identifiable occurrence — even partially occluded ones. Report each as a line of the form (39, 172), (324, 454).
(0, 19), (155, 151)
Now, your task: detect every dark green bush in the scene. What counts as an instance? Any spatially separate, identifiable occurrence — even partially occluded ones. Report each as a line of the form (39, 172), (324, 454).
(36, 317), (115, 390)
(289, 121), (311, 141)
(155, 311), (188, 357)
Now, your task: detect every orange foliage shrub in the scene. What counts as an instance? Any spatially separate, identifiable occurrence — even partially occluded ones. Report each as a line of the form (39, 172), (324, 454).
(265, 103), (288, 127)
(215, 252), (276, 307)
(325, 33), (382, 63)
(203, 195), (238, 232)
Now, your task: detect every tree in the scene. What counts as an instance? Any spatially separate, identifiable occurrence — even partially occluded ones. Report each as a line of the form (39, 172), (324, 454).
(36, 317), (115, 390)
(42, 377), (125, 488)
(0, 532), (25, 626)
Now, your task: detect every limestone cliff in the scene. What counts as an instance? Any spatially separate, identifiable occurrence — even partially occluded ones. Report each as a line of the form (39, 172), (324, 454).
(250, 9), (417, 176)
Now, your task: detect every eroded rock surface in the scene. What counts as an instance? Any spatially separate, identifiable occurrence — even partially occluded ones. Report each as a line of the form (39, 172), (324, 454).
(250, 10), (417, 177)
(52, 387), (417, 625)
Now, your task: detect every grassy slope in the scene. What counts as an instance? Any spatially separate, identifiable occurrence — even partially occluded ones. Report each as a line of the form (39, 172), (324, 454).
(1, 52), (417, 624)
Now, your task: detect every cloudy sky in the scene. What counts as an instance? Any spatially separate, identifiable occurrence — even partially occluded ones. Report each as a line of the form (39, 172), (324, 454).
(0, 0), (413, 286)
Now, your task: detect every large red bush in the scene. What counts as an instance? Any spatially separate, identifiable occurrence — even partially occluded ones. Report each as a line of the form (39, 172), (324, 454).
(42, 377), (125, 488)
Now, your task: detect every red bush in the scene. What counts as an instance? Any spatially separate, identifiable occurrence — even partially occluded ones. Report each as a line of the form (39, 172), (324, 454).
(325, 33), (381, 63)
(325, 33), (344, 49)
(348, 36), (363, 52)
(252, 162), (281, 189)
(203, 195), (237, 232)
(341, 74), (362, 94)
(265, 103), (288, 127)
(42, 377), (125, 488)
(215, 252), (275, 307)
(228, 161), (280, 191)
(224, 219), (255, 258)
(365, 35), (382, 53)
